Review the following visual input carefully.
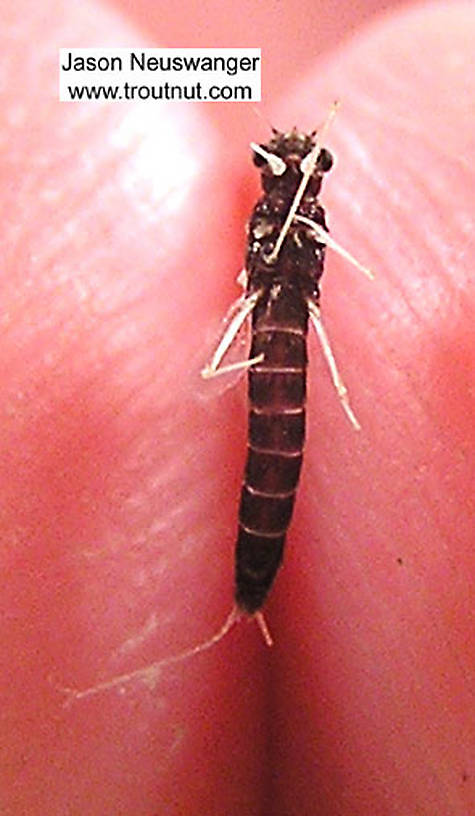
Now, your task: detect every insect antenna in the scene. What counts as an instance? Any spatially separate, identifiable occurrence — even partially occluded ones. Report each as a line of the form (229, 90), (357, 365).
(251, 104), (280, 135)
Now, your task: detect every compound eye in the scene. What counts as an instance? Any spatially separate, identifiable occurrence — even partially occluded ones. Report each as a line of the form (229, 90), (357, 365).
(250, 142), (286, 176)
(299, 147), (334, 175)
(252, 151), (267, 168)
(317, 148), (333, 172)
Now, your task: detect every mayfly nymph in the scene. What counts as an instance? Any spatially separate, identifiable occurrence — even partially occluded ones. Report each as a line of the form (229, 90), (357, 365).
(202, 104), (372, 642)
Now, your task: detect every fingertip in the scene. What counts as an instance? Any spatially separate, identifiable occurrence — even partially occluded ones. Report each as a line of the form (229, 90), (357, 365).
(272, 8), (474, 812)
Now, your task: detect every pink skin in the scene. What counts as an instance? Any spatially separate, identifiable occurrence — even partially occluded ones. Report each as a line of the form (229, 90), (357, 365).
(1, 1), (473, 813)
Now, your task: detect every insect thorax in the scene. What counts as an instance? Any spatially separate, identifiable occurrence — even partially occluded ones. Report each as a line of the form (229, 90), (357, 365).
(246, 193), (327, 295)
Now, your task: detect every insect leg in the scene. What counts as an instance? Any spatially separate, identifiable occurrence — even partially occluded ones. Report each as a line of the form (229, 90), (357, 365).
(295, 215), (373, 280)
(307, 300), (361, 431)
(201, 289), (263, 379)
(236, 268), (248, 289)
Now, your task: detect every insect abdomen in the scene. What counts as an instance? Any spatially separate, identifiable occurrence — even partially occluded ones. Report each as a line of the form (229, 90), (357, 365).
(235, 288), (308, 613)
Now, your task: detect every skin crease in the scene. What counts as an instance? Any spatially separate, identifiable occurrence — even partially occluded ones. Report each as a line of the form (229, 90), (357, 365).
(0, 1), (473, 815)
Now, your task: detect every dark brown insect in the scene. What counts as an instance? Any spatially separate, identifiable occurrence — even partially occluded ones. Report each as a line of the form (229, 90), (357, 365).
(235, 129), (333, 614)
(60, 112), (375, 704)
(203, 107), (372, 634)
